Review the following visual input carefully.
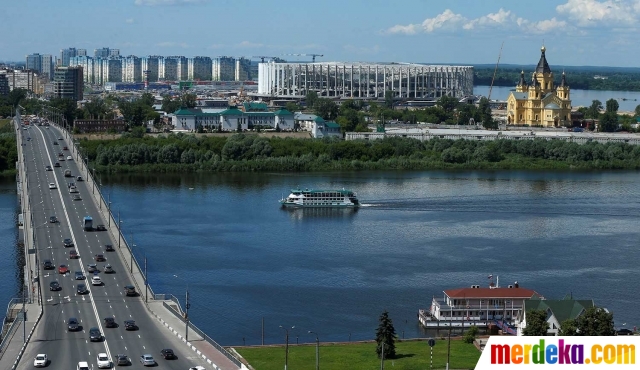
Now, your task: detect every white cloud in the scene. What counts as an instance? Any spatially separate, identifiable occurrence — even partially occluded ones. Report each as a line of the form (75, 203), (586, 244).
(421, 9), (467, 33)
(135, 0), (206, 6)
(463, 8), (512, 30)
(125, 18), (134, 24)
(156, 41), (189, 48)
(236, 41), (263, 48)
(518, 17), (568, 34)
(556, 0), (640, 26)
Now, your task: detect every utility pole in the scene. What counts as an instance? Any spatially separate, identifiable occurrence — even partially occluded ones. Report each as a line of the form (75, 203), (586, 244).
(144, 255), (148, 303)
(380, 342), (385, 370)
(261, 317), (264, 346)
(308, 331), (319, 370)
(22, 284), (26, 343)
(185, 287), (190, 342)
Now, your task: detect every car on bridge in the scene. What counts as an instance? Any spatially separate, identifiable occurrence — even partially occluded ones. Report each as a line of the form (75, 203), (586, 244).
(33, 354), (48, 367)
(89, 327), (102, 342)
(63, 146), (68, 150)
(124, 320), (138, 331)
(91, 276), (102, 286)
(68, 317), (80, 331)
(76, 176), (83, 181)
(75, 271), (85, 280)
(105, 244), (114, 252)
(52, 141), (58, 145)
(87, 264), (98, 273)
(45, 165), (52, 171)
(139, 354), (156, 366)
(69, 249), (78, 259)
(124, 285), (137, 296)
(97, 353), (111, 369)
(115, 354), (130, 366)
(49, 281), (61, 291)
(58, 137), (63, 140)
(67, 156), (73, 160)
(48, 182), (56, 189)
(53, 162), (60, 167)
(160, 348), (176, 359)
(58, 264), (69, 274)
(43, 259), (54, 270)
(104, 317), (117, 328)
(73, 194), (82, 201)
(49, 216), (58, 223)
(104, 264), (114, 274)
(63, 238), (74, 247)
(76, 284), (88, 295)
(95, 254), (106, 262)
(96, 224), (107, 231)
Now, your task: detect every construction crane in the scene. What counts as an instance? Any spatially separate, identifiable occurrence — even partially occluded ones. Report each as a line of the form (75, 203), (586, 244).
(252, 56), (279, 63)
(283, 53), (324, 62)
(488, 42), (504, 101)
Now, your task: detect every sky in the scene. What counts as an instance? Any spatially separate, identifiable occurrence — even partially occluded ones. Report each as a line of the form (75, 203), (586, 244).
(2, 0), (640, 67)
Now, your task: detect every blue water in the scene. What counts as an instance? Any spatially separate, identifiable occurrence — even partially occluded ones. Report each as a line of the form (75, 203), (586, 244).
(85, 170), (640, 346)
(0, 177), (21, 314)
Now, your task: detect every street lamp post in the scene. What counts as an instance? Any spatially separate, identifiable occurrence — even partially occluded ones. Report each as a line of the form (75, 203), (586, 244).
(173, 274), (190, 342)
(279, 325), (295, 370)
(308, 331), (319, 370)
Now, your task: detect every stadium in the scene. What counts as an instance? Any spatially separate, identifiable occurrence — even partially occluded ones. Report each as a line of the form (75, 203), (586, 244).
(257, 62), (473, 100)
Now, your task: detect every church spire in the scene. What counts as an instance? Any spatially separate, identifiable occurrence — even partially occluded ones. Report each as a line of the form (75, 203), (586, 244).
(536, 45), (551, 74)
(560, 70), (567, 87)
(518, 70), (527, 87)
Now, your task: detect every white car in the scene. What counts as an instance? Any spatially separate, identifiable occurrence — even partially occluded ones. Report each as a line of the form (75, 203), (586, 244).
(91, 276), (102, 286)
(189, 367), (207, 370)
(67, 156), (72, 160)
(140, 354), (156, 366)
(33, 353), (48, 367)
(97, 353), (110, 369)
(48, 183), (56, 189)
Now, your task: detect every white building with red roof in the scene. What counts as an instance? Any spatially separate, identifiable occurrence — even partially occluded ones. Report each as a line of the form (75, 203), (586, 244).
(419, 278), (541, 332)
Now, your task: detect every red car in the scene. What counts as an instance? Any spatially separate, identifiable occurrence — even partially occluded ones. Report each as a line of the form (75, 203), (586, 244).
(69, 249), (78, 259)
(58, 264), (69, 274)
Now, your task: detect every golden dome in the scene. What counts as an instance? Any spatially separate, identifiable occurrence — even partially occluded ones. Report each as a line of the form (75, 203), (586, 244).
(541, 45), (546, 53)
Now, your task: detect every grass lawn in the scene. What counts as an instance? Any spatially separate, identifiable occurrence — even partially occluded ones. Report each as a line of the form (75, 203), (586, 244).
(235, 339), (481, 370)
(0, 119), (10, 128)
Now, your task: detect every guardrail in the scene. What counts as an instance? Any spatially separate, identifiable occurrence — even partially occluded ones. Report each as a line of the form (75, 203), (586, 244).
(0, 311), (23, 355)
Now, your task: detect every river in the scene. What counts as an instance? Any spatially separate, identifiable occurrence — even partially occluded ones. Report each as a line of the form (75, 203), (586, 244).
(2, 171), (639, 345)
(474, 85), (640, 112)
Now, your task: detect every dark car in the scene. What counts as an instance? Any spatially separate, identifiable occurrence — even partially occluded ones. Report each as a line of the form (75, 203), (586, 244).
(54, 162), (60, 167)
(104, 317), (117, 328)
(95, 254), (106, 262)
(76, 176), (83, 181)
(69, 249), (78, 259)
(68, 317), (80, 331)
(43, 259), (54, 270)
(115, 354), (130, 366)
(105, 244), (115, 252)
(49, 216), (58, 223)
(53, 141), (58, 145)
(67, 182), (75, 189)
(58, 137), (63, 140)
(124, 285), (137, 296)
(89, 327), (102, 342)
(160, 348), (176, 359)
(75, 271), (85, 280)
(45, 165), (52, 171)
(617, 328), (634, 336)
(76, 283), (88, 294)
(49, 281), (61, 291)
(63, 146), (68, 150)
(96, 224), (107, 231)
(124, 320), (138, 331)
(63, 238), (74, 247)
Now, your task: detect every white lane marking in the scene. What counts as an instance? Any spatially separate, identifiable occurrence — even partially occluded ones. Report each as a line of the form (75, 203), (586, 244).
(36, 126), (113, 361)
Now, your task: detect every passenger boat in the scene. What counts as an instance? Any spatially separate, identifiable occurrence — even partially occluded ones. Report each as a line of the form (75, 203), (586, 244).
(280, 188), (359, 208)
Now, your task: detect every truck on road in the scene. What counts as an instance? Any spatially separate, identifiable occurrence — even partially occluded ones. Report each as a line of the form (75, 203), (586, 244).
(83, 216), (93, 231)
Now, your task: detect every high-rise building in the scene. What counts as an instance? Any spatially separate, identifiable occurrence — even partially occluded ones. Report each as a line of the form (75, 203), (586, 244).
(77, 49), (87, 57)
(235, 57), (251, 81)
(60, 47), (78, 67)
(188, 56), (212, 81)
(53, 66), (83, 101)
(41, 55), (54, 79)
(141, 56), (162, 82)
(212, 56), (235, 81)
(177, 56), (188, 81)
(94, 48), (110, 58)
(102, 58), (123, 83)
(161, 56), (186, 81)
(26, 53), (42, 73)
(70, 56), (95, 84)
(109, 49), (120, 57)
(122, 56), (142, 82)
(0, 74), (9, 96)
(0, 68), (41, 92)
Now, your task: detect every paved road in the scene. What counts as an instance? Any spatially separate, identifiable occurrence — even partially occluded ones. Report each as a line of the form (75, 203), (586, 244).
(16, 124), (212, 370)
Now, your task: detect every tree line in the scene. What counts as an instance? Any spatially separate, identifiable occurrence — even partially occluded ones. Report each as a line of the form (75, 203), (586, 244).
(523, 307), (615, 336)
(77, 132), (640, 172)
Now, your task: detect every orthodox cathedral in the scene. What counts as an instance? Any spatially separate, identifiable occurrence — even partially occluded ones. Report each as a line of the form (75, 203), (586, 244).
(507, 46), (572, 127)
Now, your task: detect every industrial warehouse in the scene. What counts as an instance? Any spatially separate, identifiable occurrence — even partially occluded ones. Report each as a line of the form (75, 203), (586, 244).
(257, 62), (474, 99)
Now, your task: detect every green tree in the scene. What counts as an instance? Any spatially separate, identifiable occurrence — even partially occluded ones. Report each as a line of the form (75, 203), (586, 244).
(558, 307), (615, 336)
(375, 310), (396, 359)
(305, 91), (318, 109)
(587, 100), (603, 119)
(522, 309), (549, 336)
(314, 98), (338, 121)
(478, 97), (497, 129)
(605, 98), (619, 113)
(284, 102), (300, 113)
(7, 88), (28, 107)
(384, 90), (394, 109)
(463, 325), (479, 344)
(181, 93), (197, 108)
(599, 112), (619, 132)
(139, 92), (155, 107)
(635, 104), (640, 117)
(437, 95), (459, 114)
(161, 95), (181, 114)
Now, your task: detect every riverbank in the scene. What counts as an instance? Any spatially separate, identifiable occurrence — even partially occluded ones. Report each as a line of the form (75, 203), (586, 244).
(235, 338), (480, 370)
